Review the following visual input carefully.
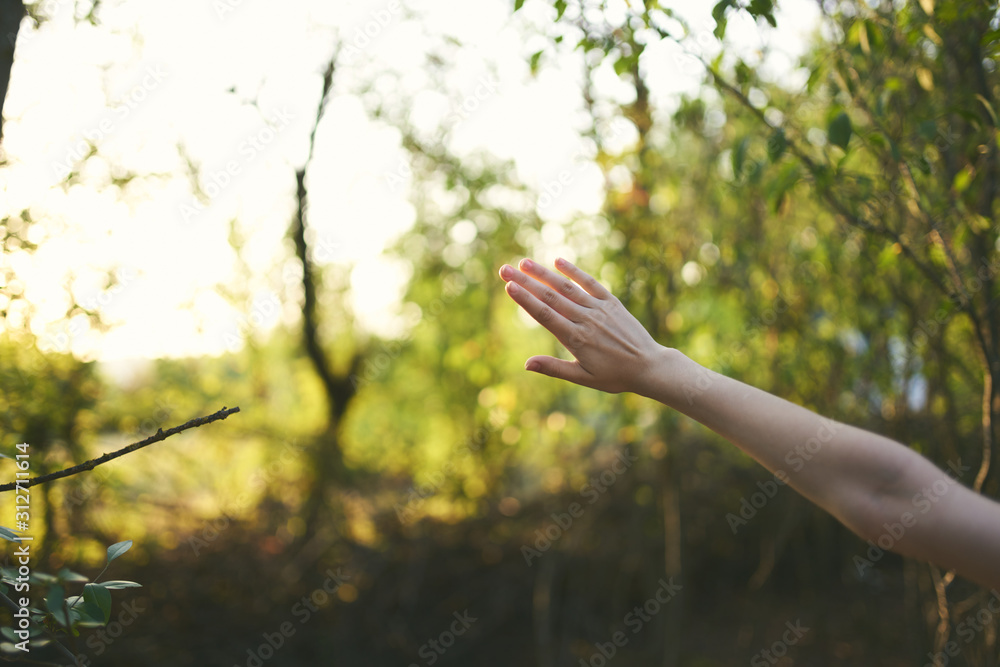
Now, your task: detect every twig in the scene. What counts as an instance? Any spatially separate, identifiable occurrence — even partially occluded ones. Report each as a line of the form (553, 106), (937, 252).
(0, 407), (240, 493)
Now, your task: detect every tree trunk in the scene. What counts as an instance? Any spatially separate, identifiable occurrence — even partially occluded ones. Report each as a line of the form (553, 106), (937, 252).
(659, 439), (684, 667)
(0, 0), (24, 146)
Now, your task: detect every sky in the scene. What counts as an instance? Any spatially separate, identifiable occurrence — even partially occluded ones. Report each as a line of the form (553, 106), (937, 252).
(0, 0), (822, 364)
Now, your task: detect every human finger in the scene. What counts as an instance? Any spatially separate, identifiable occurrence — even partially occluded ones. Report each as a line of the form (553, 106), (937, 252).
(500, 264), (589, 323)
(503, 280), (580, 345)
(524, 355), (596, 388)
(552, 257), (613, 300)
(517, 258), (598, 309)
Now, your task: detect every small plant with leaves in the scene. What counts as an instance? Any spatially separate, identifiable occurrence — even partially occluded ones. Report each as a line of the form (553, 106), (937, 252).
(0, 540), (141, 665)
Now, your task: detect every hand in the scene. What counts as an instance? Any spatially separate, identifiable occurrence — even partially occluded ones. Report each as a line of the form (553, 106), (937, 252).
(498, 257), (666, 395)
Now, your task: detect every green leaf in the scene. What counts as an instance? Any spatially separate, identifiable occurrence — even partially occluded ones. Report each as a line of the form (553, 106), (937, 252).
(953, 166), (974, 193)
(100, 580), (142, 589)
(613, 54), (634, 76)
(554, 0), (566, 20)
(976, 94), (998, 127)
(887, 137), (902, 162)
(31, 572), (58, 585)
(805, 66), (824, 93)
(106, 540), (133, 563)
(712, 0), (734, 39)
(57, 568), (89, 583)
(769, 163), (801, 213)
(734, 60), (752, 87)
(83, 584), (112, 624)
(866, 132), (887, 150)
(828, 111), (852, 150)
(731, 136), (749, 178)
(529, 50), (543, 75)
(513, 0), (524, 11)
(877, 242), (900, 269)
(45, 585), (68, 627)
(747, 0), (776, 26)
(767, 129), (787, 163)
(917, 120), (937, 141)
(71, 601), (106, 628)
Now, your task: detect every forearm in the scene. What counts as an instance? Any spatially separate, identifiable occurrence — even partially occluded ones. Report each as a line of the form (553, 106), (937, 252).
(642, 348), (936, 539)
(643, 347), (1000, 589)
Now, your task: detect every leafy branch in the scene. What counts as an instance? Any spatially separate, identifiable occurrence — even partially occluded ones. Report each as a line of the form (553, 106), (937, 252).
(1, 540), (141, 665)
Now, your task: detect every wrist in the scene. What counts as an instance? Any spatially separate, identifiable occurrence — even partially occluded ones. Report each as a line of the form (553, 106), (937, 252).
(635, 345), (692, 405)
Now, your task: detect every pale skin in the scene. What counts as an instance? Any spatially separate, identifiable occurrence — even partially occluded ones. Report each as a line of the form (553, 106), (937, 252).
(499, 257), (1000, 591)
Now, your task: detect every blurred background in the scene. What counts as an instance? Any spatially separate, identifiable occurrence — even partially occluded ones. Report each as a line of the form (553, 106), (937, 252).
(0, 0), (999, 664)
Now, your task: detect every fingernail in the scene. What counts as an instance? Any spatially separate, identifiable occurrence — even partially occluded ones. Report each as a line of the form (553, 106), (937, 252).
(525, 360), (539, 372)
(507, 282), (519, 293)
(521, 258), (534, 270)
(499, 265), (511, 279)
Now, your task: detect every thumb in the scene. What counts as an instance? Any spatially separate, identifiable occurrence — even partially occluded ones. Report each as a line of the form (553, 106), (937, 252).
(525, 356), (594, 387)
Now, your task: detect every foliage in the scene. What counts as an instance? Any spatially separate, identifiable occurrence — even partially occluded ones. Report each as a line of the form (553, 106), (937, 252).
(0, 539), (140, 663)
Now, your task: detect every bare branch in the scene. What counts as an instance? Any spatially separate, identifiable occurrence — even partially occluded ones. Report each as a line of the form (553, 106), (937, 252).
(0, 406), (240, 493)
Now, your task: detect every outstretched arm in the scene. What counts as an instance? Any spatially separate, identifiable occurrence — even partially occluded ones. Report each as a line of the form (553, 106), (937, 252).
(499, 257), (1000, 590)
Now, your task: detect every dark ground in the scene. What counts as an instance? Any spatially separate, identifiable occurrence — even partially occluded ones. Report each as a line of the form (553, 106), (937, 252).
(8, 483), (965, 667)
